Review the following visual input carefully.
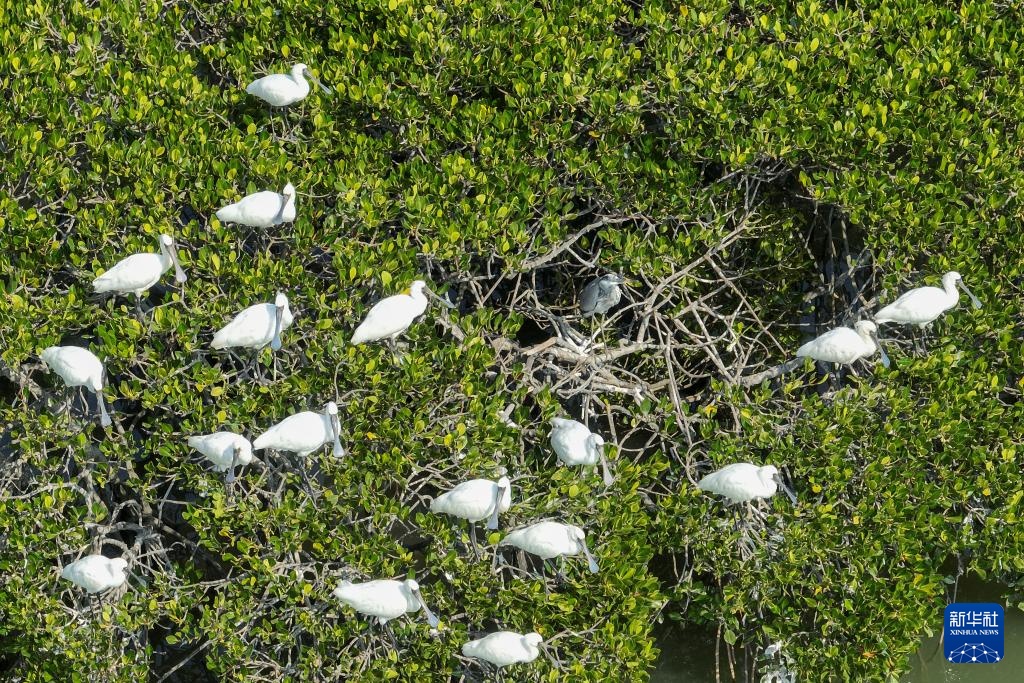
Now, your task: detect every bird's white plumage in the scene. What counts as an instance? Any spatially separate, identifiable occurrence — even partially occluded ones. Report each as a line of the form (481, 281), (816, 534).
(351, 281), (428, 344)
(430, 476), (511, 523)
(253, 402), (343, 457)
(698, 463), (785, 504)
(550, 417), (613, 485)
(246, 64), (312, 107)
(92, 234), (185, 295)
(500, 521), (599, 572)
(462, 631), (544, 668)
(41, 346), (112, 427)
(332, 578), (438, 626)
(216, 183), (296, 228)
(188, 432), (254, 471)
(874, 271), (981, 327)
(60, 555), (128, 594)
(211, 295), (293, 350)
(796, 321), (882, 366)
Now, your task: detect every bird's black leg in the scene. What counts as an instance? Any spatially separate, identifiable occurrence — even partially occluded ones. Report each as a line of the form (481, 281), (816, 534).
(469, 521), (481, 561)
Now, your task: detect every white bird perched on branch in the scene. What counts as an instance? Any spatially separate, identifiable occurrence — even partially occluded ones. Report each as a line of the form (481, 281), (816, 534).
(500, 521), (599, 574)
(430, 476), (512, 557)
(698, 463), (797, 506)
(874, 271), (981, 327)
(215, 183), (296, 229)
(60, 555), (128, 594)
(332, 578), (439, 628)
(92, 234), (186, 314)
(253, 402), (344, 458)
(462, 631), (545, 669)
(550, 417), (614, 486)
(187, 431), (254, 483)
(40, 346), (112, 427)
(351, 280), (429, 357)
(795, 320), (889, 369)
(245, 63), (331, 107)
(211, 292), (293, 352)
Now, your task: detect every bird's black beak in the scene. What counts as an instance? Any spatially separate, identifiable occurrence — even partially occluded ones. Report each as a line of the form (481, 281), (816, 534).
(774, 473), (797, 505)
(870, 331), (890, 369)
(487, 485), (505, 530)
(271, 303), (284, 351)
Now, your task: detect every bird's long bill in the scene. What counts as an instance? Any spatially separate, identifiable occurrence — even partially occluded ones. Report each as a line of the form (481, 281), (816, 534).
(305, 69), (333, 95)
(226, 445), (241, 484)
(541, 643), (562, 669)
(271, 303), (284, 351)
(96, 391), (112, 428)
(599, 453), (614, 487)
(170, 243), (187, 283)
(581, 539), (599, 573)
(330, 414), (344, 457)
(870, 331), (891, 369)
(274, 193), (292, 222)
(425, 285), (457, 310)
(958, 280), (983, 309)
(486, 485), (505, 530)
(414, 589), (439, 628)
(775, 474), (798, 505)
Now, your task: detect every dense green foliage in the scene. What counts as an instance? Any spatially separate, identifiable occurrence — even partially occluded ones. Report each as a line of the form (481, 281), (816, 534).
(1, 0), (1022, 680)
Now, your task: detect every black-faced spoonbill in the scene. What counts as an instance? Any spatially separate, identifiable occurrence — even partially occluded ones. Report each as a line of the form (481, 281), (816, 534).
(500, 521), (599, 575)
(579, 273), (625, 317)
(215, 183), (296, 229)
(332, 578), (440, 629)
(40, 345), (112, 427)
(351, 280), (430, 359)
(550, 417), (614, 486)
(430, 475), (512, 558)
(92, 234), (186, 315)
(874, 271), (981, 327)
(698, 463), (797, 507)
(796, 320), (889, 369)
(462, 631), (547, 674)
(187, 431), (254, 483)
(253, 402), (344, 458)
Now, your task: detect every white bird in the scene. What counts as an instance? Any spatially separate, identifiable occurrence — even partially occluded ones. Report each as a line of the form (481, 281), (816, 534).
(246, 63), (331, 107)
(550, 417), (614, 485)
(92, 234), (186, 312)
(211, 292), (293, 352)
(351, 280), (430, 355)
(874, 271), (982, 327)
(40, 346), (112, 427)
(500, 521), (599, 574)
(462, 631), (545, 669)
(187, 431), (254, 482)
(697, 463), (797, 506)
(215, 183), (296, 229)
(332, 578), (439, 628)
(253, 402), (343, 458)
(431, 476), (511, 557)
(796, 320), (889, 368)
(60, 555), (128, 594)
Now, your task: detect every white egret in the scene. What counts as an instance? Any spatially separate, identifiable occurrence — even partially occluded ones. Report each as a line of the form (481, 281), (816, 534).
(215, 183), (296, 229)
(796, 320), (889, 369)
(697, 463), (797, 506)
(874, 271), (982, 327)
(332, 578), (439, 628)
(253, 402), (344, 458)
(580, 273), (625, 317)
(60, 555), (128, 594)
(462, 631), (545, 669)
(500, 521), (599, 574)
(187, 431), (254, 483)
(40, 346), (112, 427)
(550, 417), (613, 485)
(350, 280), (429, 356)
(246, 63), (331, 107)
(430, 476), (512, 557)
(92, 234), (186, 314)
(211, 292), (293, 354)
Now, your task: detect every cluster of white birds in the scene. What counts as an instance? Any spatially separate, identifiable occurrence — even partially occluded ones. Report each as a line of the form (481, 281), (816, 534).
(48, 60), (984, 674)
(698, 270), (982, 510)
